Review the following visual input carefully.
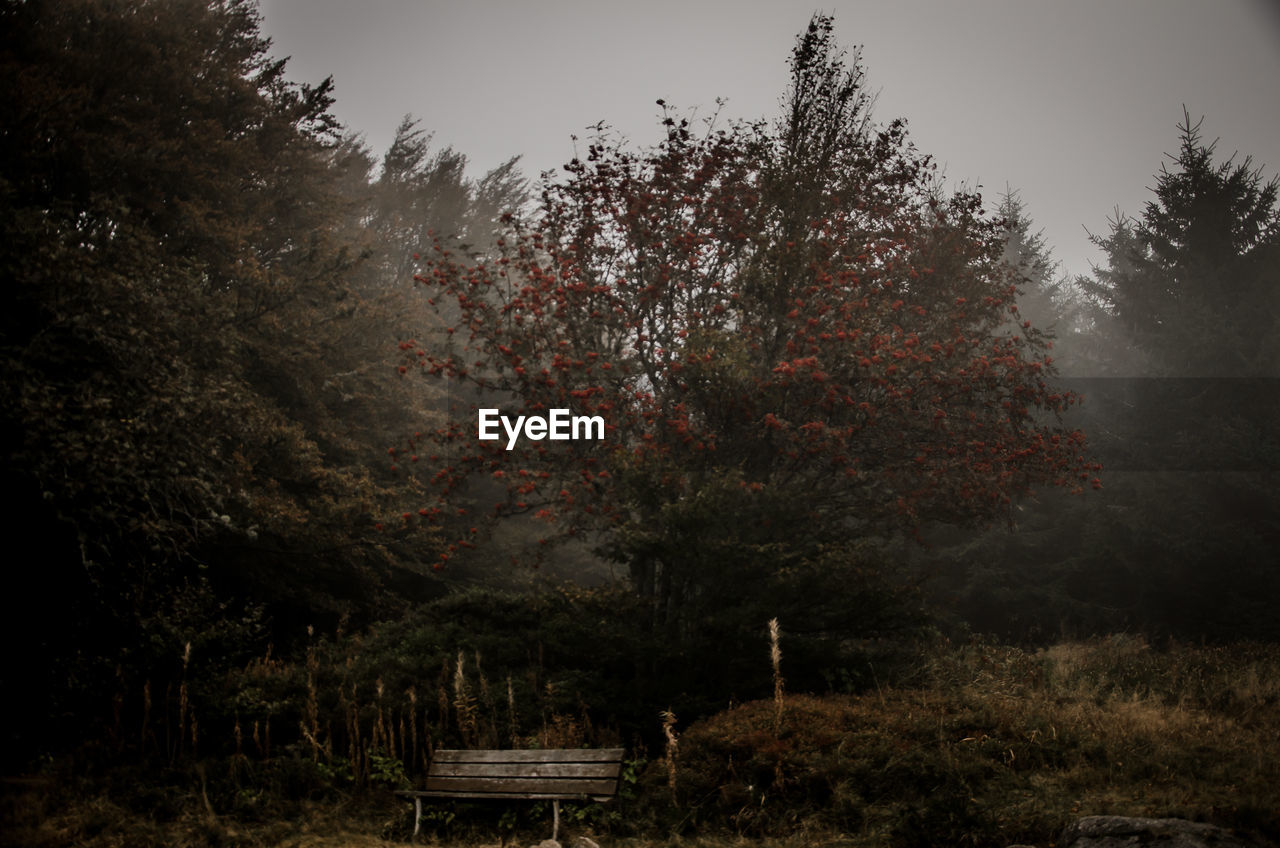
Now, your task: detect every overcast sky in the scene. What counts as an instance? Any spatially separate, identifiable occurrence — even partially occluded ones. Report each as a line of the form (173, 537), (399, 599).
(257, 0), (1280, 279)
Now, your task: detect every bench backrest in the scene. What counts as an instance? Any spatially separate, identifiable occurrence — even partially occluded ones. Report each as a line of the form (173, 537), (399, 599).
(423, 748), (625, 801)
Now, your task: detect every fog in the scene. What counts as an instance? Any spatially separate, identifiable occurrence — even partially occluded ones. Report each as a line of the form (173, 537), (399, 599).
(259, 0), (1280, 280)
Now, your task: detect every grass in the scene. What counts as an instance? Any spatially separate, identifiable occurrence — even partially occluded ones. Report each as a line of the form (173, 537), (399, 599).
(650, 636), (1280, 847)
(3, 636), (1278, 847)
(0, 783), (409, 848)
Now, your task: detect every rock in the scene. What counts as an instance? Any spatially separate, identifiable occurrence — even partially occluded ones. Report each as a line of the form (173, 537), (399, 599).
(535, 840), (561, 848)
(569, 839), (600, 848)
(1061, 816), (1261, 848)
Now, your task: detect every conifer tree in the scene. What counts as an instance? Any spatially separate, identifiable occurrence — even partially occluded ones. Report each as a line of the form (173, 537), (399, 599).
(1084, 110), (1280, 376)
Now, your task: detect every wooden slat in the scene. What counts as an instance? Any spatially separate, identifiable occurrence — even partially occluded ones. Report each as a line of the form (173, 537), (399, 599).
(403, 790), (616, 801)
(409, 749), (625, 803)
(429, 761), (621, 780)
(424, 776), (619, 796)
(431, 748), (624, 764)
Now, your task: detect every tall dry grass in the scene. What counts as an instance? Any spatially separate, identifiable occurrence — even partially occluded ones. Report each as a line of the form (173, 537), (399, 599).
(658, 635), (1280, 845)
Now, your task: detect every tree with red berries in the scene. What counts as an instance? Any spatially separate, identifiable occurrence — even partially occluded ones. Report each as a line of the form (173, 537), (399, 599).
(409, 16), (1094, 632)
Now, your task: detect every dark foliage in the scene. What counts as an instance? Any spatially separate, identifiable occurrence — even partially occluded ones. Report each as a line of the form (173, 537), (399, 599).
(0, 0), (519, 768)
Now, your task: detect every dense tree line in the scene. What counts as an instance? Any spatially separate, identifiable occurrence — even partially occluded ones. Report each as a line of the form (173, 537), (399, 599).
(0, 0), (522, 767)
(931, 113), (1280, 642)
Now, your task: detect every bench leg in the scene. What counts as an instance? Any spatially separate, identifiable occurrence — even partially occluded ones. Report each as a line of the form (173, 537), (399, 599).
(413, 796), (422, 840)
(552, 798), (560, 842)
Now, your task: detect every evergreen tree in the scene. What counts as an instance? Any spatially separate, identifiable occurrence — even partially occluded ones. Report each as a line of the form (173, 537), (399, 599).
(0, 0), (478, 761)
(995, 191), (1104, 374)
(1083, 110), (1280, 376)
(1062, 111), (1280, 641)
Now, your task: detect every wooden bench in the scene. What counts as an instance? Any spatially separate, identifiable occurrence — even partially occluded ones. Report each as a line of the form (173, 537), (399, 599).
(397, 748), (626, 840)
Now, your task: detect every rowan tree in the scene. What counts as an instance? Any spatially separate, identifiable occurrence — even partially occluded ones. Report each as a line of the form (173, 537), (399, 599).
(407, 16), (1095, 631)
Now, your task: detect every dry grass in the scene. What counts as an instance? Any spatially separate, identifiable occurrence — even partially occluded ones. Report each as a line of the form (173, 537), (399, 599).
(660, 637), (1280, 846)
(6, 637), (1278, 847)
(0, 787), (411, 848)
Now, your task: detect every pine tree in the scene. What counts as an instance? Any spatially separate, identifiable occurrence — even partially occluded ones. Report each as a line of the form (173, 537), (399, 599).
(1063, 111), (1280, 640)
(1084, 110), (1280, 376)
(0, 0), (461, 757)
